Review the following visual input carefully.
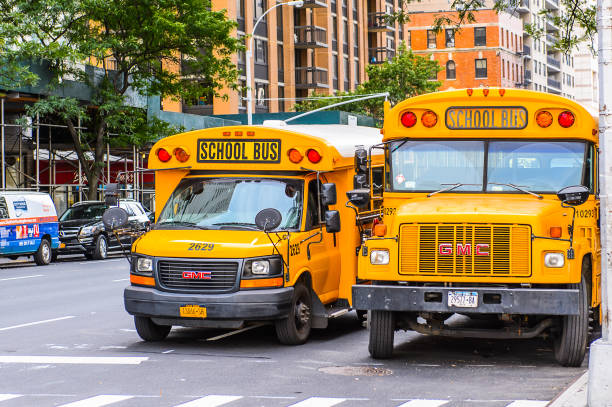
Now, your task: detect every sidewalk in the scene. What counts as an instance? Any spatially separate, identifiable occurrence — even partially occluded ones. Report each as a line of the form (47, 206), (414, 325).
(548, 371), (588, 407)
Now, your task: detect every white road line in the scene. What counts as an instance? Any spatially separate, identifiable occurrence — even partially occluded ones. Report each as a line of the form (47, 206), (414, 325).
(174, 395), (243, 407)
(112, 278), (128, 282)
(0, 356), (148, 365)
(0, 394), (22, 402)
(505, 401), (549, 407)
(0, 316), (75, 331)
(57, 395), (134, 407)
(288, 397), (348, 407)
(0, 274), (44, 282)
(395, 401), (449, 407)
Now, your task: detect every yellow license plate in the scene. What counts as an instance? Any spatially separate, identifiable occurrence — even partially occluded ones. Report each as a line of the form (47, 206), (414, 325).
(59, 243), (66, 249)
(180, 304), (207, 318)
(197, 139), (281, 163)
(445, 106), (528, 130)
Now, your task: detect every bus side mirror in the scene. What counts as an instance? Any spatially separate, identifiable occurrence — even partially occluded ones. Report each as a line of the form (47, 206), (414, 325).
(102, 207), (129, 230)
(557, 185), (589, 206)
(104, 183), (119, 206)
(325, 210), (341, 233)
(353, 173), (368, 189)
(355, 147), (368, 174)
(347, 189), (370, 209)
(321, 183), (337, 206)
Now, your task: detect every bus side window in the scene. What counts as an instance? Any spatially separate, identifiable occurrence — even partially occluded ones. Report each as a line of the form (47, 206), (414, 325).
(305, 180), (322, 230)
(372, 166), (384, 197)
(0, 197), (8, 219)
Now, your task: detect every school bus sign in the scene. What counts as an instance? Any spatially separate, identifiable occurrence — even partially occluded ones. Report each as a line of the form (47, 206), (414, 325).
(445, 106), (528, 129)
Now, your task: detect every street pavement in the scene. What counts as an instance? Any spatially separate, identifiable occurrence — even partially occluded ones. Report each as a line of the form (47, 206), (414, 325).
(0, 256), (587, 407)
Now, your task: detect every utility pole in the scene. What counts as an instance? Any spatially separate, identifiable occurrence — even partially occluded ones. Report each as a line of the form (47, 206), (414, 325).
(588, 0), (612, 405)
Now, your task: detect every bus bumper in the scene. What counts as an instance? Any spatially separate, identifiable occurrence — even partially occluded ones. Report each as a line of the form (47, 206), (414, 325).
(124, 285), (294, 326)
(352, 284), (580, 315)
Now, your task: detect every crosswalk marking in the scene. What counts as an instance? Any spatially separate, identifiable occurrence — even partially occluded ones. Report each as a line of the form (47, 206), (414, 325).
(174, 395), (243, 407)
(0, 394), (21, 402)
(395, 400), (449, 407)
(0, 355), (148, 365)
(57, 395), (134, 407)
(287, 397), (348, 407)
(505, 401), (549, 407)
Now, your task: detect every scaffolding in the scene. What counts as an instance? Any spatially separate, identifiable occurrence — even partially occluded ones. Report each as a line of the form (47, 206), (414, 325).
(0, 96), (154, 214)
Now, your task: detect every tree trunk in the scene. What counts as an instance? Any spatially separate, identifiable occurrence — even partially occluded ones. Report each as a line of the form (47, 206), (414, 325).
(66, 116), (106, 201)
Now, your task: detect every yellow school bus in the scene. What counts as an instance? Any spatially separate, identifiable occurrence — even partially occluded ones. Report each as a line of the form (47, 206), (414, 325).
(350, 88), (600, 366)
(124, 123), (382, 344)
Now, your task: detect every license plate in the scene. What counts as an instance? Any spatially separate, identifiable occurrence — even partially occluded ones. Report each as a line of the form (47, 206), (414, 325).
(448, 291), (478, 308)
(180, 304), (207, 318)
(197, 139), (281, 163)
(59, 243), (66, 249)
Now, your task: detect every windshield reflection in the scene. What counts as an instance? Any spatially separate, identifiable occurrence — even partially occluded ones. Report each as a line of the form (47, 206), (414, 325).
(157, 178), (303, 230)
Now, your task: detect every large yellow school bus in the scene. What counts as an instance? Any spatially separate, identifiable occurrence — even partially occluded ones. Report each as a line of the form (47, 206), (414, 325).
(124, 123), (382, 344)
(350, 88), (600, 366)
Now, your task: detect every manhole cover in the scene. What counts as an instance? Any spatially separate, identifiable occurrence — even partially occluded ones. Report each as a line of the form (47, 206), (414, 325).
(318, 366), (393, 376)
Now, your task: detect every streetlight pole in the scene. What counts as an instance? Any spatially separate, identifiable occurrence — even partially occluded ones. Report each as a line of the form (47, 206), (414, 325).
(246, 0), (304, 125)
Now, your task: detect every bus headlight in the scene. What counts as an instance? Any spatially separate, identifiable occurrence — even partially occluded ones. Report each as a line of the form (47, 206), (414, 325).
(544, 252), (565, 268)
(136, 257), (153, 273)
(370, 250), (390, 265)
(243, 256), (282, 278)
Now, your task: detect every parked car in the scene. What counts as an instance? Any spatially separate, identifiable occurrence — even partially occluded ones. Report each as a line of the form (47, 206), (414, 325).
(57, 199), (150, 260)
(0, 191), (60, 265)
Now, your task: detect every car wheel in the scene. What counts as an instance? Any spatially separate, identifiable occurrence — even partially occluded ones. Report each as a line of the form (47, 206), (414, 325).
(275, 282), (312, 345)
(34, 238), (52, 266)
(134, 316), (171, 341)
(93, 234), (108, 260)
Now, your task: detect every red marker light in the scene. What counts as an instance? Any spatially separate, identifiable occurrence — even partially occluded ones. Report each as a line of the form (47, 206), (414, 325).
(483, 88), (489, 97)
(536, 111), (553, 128)
(174, 147), (190, 163)
(401, 111), (417, 128)
(421, 111), (438, 128)
(558, 111), (575, 128)
(467, 88), (473, 96)
(157, 148), (171, 162)
(499, 88), (506, 96)
(306, 149), (322, 163)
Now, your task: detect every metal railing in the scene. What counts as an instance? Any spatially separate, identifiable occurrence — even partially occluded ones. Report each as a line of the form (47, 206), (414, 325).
(523, 45), (531, 56)
(547, 77), (561, 89)
(301, 0), (327, 8)
(525, 69), (532, 81)
(367, 12), (394, 31)
(547, 55), (561, 69)
(368, 47), (395, 64)
(294, 26), (327, 48)
(295, 67), (329, 88)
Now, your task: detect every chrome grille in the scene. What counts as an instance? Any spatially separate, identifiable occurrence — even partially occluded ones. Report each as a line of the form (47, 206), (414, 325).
(399, 223), (531, 276)
(158, 260), (239, 291)
(60, 227), (80, 239)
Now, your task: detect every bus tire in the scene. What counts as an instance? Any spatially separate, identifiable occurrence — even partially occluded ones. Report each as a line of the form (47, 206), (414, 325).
(34, 238), (52, 266)
(369, 310), (395, 359)
(134, 316), (171, 341)
(275, 282), (312, 345)
(553, 275), (589, 367)
(92, 234), (108, 260)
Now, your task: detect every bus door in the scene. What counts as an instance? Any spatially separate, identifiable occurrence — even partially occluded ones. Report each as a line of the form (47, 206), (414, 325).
(300, 177), (341, 298)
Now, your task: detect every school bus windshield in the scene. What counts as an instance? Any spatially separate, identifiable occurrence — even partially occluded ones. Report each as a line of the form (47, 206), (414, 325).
(389, 139), (588, 193)
(156, 177), (303, 231)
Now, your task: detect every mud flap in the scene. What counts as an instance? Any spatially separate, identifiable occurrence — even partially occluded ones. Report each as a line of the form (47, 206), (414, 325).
(310, 288), (328, 329)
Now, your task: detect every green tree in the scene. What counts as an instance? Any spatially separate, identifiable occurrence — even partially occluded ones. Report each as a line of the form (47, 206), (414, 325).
(293, 44), (442, 121)
(0, 0), (240, 199)
(390, 0), (596, 54)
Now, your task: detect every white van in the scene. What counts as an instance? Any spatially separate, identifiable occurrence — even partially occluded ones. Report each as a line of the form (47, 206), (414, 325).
(0, 192), (59, 265)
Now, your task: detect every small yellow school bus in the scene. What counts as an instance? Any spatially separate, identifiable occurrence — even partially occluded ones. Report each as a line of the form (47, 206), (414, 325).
(124, 123), (382, 344)
(350, 88), (600, 366)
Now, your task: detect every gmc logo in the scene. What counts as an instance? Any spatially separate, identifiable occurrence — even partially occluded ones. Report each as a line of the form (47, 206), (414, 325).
(182, 271), (212, 280)
(439, 243), (490, 256)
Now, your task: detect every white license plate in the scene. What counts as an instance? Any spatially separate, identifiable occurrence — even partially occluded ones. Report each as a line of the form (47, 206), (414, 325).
(448, 291), (478, 308)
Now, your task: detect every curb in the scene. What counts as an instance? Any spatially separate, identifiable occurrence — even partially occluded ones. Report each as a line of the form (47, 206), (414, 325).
(547, 371), (588, 407)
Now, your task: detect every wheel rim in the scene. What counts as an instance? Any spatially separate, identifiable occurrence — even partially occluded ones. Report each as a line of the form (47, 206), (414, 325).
(294, 297), (311, 331)
(100, 237), (107, 257)
(42, 242), (50, 262)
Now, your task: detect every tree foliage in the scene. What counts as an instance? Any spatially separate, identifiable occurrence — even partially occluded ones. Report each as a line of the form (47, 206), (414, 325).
(0, 0), (241, 198)
(390, 0), (596, 54)
(293, 44), (442, 121)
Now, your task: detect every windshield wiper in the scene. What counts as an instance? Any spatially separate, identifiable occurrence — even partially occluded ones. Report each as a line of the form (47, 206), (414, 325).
(211, 222), (260, 230)
(488, 183), (543, 199)
(427, 183), (482, 198)
(154, 221), (209, 230)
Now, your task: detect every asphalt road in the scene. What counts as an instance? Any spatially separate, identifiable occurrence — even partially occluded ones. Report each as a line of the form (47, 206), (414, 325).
(0, 256), (586, 407)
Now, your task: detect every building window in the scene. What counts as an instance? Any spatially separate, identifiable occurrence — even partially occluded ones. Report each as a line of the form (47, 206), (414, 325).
(475, 58), (487, 78)
(237, 0), (245, 18)
(427, 30), (436, 48)
(446, 60), (456, 79)
(333, 55), (338, 80)
(343, 19), (349, 46)
(445, 29), (455, 48)
(254, 38), (268, 63)
(239, 80), (247, 108)
(254, 0), (266, 19)
(354, 60), (359, 86)
(278, 86), (285, 112)
(407, 31), (411, 48)
(502, 59), (505, 78)
(474, 27), (486, 46)
(277, 44), (284, 81)
(255, 82), (268, 108)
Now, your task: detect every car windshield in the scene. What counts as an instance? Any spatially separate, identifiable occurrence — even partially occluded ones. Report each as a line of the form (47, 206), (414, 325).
(60, 204), (107, 221)
(389, 140), (587, 193)
(157, 178), (303, 230)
